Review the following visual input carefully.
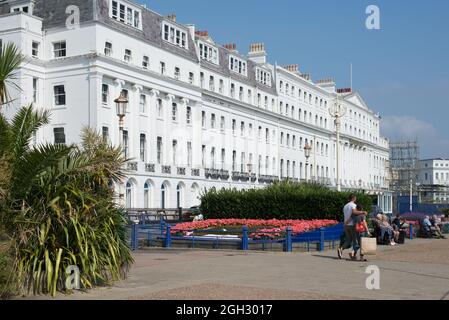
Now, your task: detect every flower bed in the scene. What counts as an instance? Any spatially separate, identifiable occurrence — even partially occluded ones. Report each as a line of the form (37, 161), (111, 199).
(171, 219), (338, 239)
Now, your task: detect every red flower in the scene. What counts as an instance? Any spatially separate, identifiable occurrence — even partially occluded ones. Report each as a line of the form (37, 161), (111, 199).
(171, 218), (338, 237)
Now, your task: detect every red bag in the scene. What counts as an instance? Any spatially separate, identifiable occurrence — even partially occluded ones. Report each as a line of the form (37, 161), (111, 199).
(355, 222), (367, 233)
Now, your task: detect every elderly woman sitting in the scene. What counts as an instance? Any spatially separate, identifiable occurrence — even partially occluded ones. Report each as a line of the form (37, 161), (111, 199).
(377, 214), (398, 246)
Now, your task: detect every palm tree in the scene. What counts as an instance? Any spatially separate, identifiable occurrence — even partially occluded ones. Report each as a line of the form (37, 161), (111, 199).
(0, 105), (133, 297)
(0, 42), (24, 107)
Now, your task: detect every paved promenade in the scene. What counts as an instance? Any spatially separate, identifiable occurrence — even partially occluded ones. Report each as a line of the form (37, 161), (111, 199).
(25, 238), (449, 300)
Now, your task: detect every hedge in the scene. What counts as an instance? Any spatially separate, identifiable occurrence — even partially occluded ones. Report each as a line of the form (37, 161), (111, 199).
(200, 182), (373, 222)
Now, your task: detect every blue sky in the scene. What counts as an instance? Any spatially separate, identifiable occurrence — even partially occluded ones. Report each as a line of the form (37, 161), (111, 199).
(139, 0), (449, 159)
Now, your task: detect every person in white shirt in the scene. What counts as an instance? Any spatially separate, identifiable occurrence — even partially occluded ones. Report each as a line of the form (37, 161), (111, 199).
(337, 194), (368, 260)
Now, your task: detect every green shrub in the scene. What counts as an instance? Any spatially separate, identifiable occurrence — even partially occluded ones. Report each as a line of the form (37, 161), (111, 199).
(0, 241), (17, 299)
(0, 107), (133, 297)
(200, 181), (373, 221)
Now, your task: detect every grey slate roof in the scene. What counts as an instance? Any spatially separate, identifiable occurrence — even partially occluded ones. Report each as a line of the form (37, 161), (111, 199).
(0, 0), (199, 62)
(199, 39), (277, 96)
(0, 0), (276, 92)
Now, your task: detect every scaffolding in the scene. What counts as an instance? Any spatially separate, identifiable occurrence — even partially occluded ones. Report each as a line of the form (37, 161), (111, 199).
(389, 140), (420, 195)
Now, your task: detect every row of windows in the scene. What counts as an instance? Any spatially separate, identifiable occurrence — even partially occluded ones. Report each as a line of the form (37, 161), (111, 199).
(229, 55), (247, 76)
(256, 67), (272, 87)
(125, 180), (188, 209)
(425, 172), (449, 181)
(279, 160), (330, 180)
(111, 0), (141, 29)
(434, 163), (449, 167)
(198, 41), (219, 64)
(102, 84), (192, 123)
(162, 21), (188, 49)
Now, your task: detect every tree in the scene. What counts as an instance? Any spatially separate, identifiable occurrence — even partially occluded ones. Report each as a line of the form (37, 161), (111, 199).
(0, 42), (24, 107)
(0, 105), (133, 297)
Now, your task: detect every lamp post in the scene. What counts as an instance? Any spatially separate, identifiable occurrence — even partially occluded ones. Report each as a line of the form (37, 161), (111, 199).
(304, 142), (312, 182)
(115, 91), (128, 208)
(409, 178), (413, 213)
(329, 96), (347, 192)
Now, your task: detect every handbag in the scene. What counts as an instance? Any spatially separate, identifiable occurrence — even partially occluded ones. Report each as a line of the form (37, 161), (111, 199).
(360, 237), (377, 255)
(355, 222), (367, 233)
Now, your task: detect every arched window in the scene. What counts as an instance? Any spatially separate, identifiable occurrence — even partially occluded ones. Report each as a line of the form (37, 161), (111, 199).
(125, 181), (132, 209)
(176, 184), (183, 208)
(161, 184), (166, 209)
(144, 182), (150, 208)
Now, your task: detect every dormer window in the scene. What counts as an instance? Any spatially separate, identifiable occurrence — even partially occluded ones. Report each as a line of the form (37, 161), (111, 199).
(11, 3), (33, 14)
(162, 22), (188, 49)
(198, 41), (219, 64)
(229, 55), (247, 76)
(256, 67), (271, 86)
(111, 0), (141, 29)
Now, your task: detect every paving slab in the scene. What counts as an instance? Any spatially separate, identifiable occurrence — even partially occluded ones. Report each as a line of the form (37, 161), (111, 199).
(20, 238), (449, 300)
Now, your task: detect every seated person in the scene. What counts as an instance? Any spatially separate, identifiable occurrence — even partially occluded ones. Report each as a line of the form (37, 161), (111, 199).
(392, 214), (407, 231)
(380, 214), (398, 246)
(373, 214), (394, 245)
(429, 215), (446, 239)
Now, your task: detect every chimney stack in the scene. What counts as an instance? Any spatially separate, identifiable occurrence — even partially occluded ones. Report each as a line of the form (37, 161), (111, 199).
(282, 64), (299, 74)
(195, 30), (209, 38)
(316, 78), (336, 93)
(248, 42), (267, 64)
(223, 43), (237, 51)
(301, 73), (312, 81)
(336, 88), (352, 94)
(166, 14), (177, 22)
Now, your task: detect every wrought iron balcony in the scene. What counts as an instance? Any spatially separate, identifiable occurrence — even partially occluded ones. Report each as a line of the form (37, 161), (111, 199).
(145, 163), (155, 173)
(219, 169), (230, 180)
(191, 168), (200, 177)
(205, 168), (220, 180)
(177, 167), (186, 175)
(232, 172), (250, 182)
(161, 165), (171, 174)
(127, 162), (138, 172)
(258, 175), (280, 184)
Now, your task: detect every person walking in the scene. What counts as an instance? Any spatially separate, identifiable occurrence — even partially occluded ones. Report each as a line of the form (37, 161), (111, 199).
(352, 204), (371, 261)
(337, 194), (368, 260)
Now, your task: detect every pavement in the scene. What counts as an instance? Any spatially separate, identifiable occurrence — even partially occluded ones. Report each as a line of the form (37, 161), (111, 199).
(21, 238), (449, 300)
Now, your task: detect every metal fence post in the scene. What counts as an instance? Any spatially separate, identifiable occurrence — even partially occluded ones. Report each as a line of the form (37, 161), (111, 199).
(285, 227), (292, 252)
(178, 207), (183, 221)
(319, 228), (325, 252)
(165, 224), (172, 248)
(409, 223), (413, 240)
(160, 218), (165, 236)
(131, 222), (138, 251)
(242, 226), (249, 251)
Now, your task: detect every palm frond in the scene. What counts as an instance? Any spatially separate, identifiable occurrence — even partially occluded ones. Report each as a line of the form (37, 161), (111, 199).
(9, 105), (50, 160)
(0, 42), (24, 106)
(10, 143), (73, 199)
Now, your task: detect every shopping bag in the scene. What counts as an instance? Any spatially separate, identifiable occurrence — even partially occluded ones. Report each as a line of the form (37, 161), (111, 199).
(360, 237), (377, 255)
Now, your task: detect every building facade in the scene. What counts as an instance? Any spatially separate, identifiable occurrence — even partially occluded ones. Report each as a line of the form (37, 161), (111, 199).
(0, 0), (392, 211)
(418, 159), (449, 203)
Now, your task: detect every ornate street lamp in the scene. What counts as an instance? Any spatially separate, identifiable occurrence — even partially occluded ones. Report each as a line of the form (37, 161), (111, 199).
(115, 91), (128, 130)
(304, 142), (312, 182)
(329, 96), (347, 191)
(115, 91), (128, 208)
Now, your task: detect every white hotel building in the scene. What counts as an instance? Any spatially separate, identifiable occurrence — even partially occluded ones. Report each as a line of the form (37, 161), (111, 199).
(418, 159), (449, 203)
(0, 0), (392, 212)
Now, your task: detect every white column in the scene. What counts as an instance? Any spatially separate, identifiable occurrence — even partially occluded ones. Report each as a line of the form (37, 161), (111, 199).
(132, 84), (143, 162)
(149, 89), (160, 164)
(164, 94), (175, 166)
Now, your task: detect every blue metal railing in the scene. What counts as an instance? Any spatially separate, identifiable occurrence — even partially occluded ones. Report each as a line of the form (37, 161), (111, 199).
(129, 219), (349, 253)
